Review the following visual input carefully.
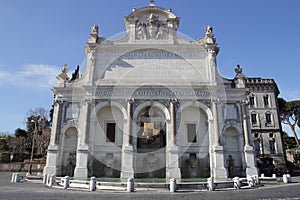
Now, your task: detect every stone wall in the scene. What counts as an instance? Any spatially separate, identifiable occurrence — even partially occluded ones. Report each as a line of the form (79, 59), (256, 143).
(0, 163), (44, 172)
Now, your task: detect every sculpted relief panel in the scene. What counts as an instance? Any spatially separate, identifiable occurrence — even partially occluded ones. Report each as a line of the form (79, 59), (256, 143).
(135, 13), (176, 40)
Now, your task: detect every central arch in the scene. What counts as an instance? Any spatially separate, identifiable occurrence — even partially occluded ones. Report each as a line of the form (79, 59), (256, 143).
(133, 101), (170, 178)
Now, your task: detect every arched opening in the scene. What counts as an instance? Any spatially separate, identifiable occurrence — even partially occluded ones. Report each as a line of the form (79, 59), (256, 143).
(135, 105), (166, 178)
(137, 106), (166, 151)
(62, 127), (78, 177)
(223, 127), (244, 178)
(92, 105), (124, 178)
(178, 105), (210, 178)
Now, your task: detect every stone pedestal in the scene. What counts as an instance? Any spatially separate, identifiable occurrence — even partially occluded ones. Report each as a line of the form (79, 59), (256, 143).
(74, 148), (89, 178)
(244, 145), (258, 176)
(166, 145), (181, 180)
(43, 145), (59, 176)
(212, 145), (227, 179)
(121, 145), (134, 180)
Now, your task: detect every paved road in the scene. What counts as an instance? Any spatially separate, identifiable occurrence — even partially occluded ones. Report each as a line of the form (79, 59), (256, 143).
(1, 172), (300, 200)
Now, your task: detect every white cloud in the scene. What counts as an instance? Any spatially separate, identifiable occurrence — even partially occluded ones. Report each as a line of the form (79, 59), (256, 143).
(0, 64), (59, 89)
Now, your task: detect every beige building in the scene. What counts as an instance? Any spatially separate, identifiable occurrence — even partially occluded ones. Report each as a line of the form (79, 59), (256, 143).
(44, 2), (285, 180)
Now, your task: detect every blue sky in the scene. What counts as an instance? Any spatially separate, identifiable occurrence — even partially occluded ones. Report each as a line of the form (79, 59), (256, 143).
(0, 0), (300, 134)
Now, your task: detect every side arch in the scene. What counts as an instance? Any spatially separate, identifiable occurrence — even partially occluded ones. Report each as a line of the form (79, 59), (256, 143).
(92, 101), (128, 120)
(222, 126), (245, 177)
(177, 101), (213, 121)
(60, 126), (78, 177)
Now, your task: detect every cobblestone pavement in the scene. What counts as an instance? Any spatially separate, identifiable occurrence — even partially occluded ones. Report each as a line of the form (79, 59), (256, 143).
(1, 172), (300, 200)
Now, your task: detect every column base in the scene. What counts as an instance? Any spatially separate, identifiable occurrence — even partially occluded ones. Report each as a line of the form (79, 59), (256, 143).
(212, 145), (227, 179)
(74, 167), (88, 178)
(120, 145), (134, 180)
(43, 145), (59, 176)
(74, 149), (89, 178)
(244, 145), (258, 176)
(166, 145), (181, 181)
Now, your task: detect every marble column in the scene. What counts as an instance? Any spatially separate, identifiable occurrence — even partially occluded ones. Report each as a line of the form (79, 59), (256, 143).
(74, 98), (91, 178)
(212, 99), (220, 146)
(170, 99), (176, 145)
(211, 98), (227, 179)
(121, 99), (134, 180)
(43, 99), (63, 176)
(166, 99), (181, 181)
(241, 100), (258, 177)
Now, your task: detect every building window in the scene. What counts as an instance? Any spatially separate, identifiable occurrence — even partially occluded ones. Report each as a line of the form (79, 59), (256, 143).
(253, 133), (260, 156)
(187, 123), (197, 143)
(251, 113), (257, 125)
(106, 122), (116, 142)
(249, 96), (255, 107)
(265, 113), (272, 125)
(263, 95), (269, 107)
(269, 133), (275, 154)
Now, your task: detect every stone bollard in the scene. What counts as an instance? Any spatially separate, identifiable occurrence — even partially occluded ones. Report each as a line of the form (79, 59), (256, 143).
(14, 173), (20, 183)
(287, 174), (292, 183)
(272, 174), (277, 179)
(43, 174), (47, 184)
(256, 175), (260, 185)
(169, 178), (177, 192)
(207, 178), (215, 191)
(247, 175), (254, 187)
(252, 175), (259, 185)
(63, 176), (70, 189)
(127, 178), (134, 192)
(90, 176), (97, 191)
(283, 174), (288, 184)
(46, 174), (50, 185)
(48, 174), (55, 187)
(233, 177), (241, 189)
(11, 173), (16, 183)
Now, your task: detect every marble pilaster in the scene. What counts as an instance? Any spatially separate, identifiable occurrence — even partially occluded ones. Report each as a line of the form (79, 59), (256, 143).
(166, 99), (181, 180)
(43, 99), (63, 176)
(74, 98), (91, 178)
(211, 99), (227, 179)
(241, 100), (258, 177)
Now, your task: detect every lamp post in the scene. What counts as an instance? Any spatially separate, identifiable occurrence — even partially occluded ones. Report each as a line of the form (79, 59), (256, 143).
(29, 117), (37, 175)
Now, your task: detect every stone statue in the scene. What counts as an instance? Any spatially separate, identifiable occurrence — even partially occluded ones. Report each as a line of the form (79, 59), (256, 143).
(57, 64), (70, 82)
(91, 24), (99, 35)
(136, 22), (146, 40)
(226, 155), (235, 178)
(67, 152), (76, 177)
(235, 64), (245, 78)
(205, 25), (216, 44)
(206, 25), (213, 34)
(147, 17), (158, 39)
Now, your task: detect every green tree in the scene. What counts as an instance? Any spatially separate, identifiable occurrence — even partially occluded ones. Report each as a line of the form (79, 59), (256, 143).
(278, 98), (300, 147)
(0, 136), (9, 151)
(14, 128), (30, 152)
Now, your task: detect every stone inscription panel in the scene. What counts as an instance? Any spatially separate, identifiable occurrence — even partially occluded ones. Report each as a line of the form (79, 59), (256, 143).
(94, 89), (212, 99)
(102, 49), (208, 82)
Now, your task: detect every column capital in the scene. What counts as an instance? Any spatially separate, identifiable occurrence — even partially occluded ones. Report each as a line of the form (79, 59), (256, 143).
(81, 98), (92, 106)
(211, 98), (219, 104)
(170, 98), (178, 104)
(127, 98), (135, 104)
(54, 99), (63, 106)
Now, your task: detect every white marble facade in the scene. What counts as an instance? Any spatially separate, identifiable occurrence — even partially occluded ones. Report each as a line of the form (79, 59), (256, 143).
(44, 3), (261, 180)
